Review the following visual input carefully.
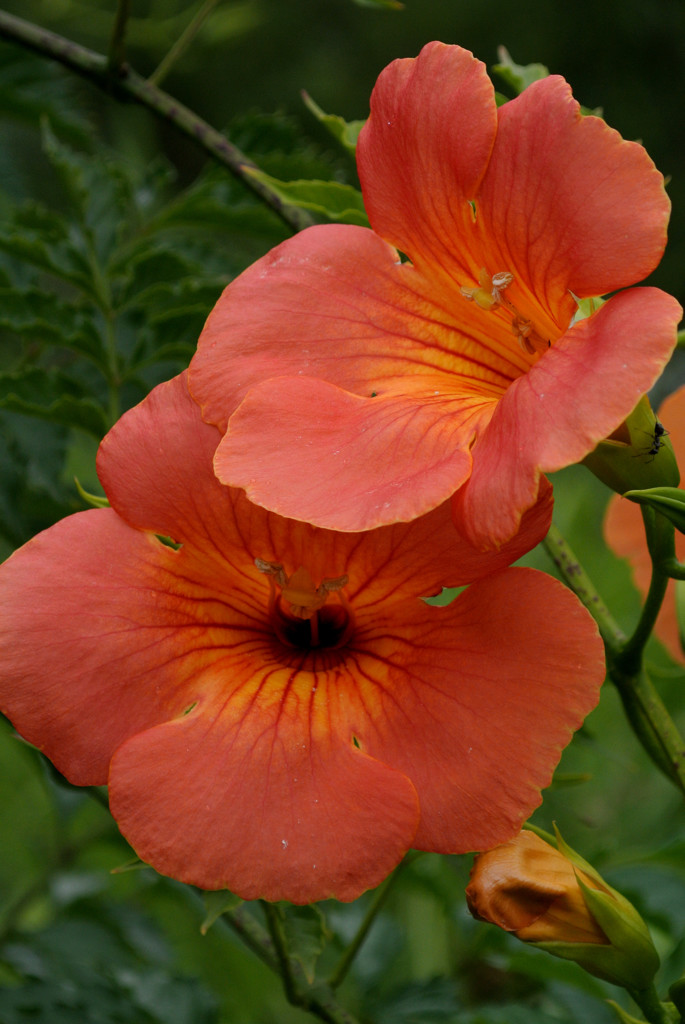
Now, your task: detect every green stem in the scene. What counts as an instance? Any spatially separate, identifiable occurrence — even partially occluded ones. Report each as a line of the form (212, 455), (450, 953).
(628, 984), (675, 1024)
(222, 902), (362, 1024)
(608, 663), (685, 794)
(544, 522), (685, 794)
(328, 853), (417, 989)
(660, 558), (685, 581)
(223, 903), (280, 974)
(614, 508), (673, 674)
(542, 522), (625, 651)
(0, 9), (315, 234)
(262, 902), (300, 1007)
(149, 0), (220, 86)
(107, 0), (130, 73)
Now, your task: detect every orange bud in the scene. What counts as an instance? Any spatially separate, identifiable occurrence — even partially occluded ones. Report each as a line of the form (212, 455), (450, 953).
(466, 830), (608, 945)
(465, 829), (660, 991)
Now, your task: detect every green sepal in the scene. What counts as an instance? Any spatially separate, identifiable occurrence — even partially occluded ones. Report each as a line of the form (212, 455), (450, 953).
(74, 478), (109, 509)
(492, 46), (549, 94)
(584, 395), (680, 495)
(606, 1000), (649, 1024)
(243, 168), (369, 226)
(200, 890), (244, 934)
(527, 826), (660, 991)
(302, 93), (366, 155)
(623, 486), (685, 533)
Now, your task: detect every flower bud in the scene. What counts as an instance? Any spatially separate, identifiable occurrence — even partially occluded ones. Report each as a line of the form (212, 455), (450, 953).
(465, 829), (660, 991)
(583, 395), (680, 495)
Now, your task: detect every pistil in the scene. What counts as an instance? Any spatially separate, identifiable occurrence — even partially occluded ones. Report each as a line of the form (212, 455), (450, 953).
(255, 559), (352, 649)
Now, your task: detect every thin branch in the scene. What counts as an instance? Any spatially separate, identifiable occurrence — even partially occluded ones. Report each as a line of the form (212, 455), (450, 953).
(328, 854), (418, 989)
(107, 0), (130, 73)
(543, 522), (625, 650)
(149, 0), (220, 87)
(0, 9), (315, 233)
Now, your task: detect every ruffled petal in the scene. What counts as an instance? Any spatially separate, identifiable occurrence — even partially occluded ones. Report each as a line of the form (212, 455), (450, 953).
(357, 41), (497, 279)
(351, 567), (604, 852)
(109, 673), (420, 903)
(213, 376), (483, 531)
(189, 223), (524, 436)
(455, 287), (682, 548)
(473, 76), (672, 330)
(0, 509), (263, 784)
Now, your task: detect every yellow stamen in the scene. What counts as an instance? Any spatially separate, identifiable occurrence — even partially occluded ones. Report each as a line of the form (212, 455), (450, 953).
(461, 268), (551, 356)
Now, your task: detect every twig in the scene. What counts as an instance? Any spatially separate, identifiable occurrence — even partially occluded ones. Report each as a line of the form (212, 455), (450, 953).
(0, 9), (315, 233)
(149, 0), (220, 86)
(107, 0), (130, 73)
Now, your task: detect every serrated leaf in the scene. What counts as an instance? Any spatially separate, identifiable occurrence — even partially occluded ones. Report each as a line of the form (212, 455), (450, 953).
(0, 227), (95, 296)
(200, 890), (244, 934)
(623, 485), (685, 533)
(280, 904), (329, 983)
(244, 168), (368, 225)
(493, 46), (550, 94)
(302, 92), (366, 155)
(42, 120), (134, 263)
(0, 286), (103, 363)
(0, 48), (92, 146)
(0, 369), (109, 437)
(115, 247), (204, 308)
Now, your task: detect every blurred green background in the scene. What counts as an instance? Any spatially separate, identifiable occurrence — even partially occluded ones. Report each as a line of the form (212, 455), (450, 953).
(1, 1), (685, 1022)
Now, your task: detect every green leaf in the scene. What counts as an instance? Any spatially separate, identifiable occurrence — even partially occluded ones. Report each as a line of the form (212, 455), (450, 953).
(200, 890), (244, 934)
(0, 286), (103, 364)
(623, 485), (685, 533)
(280, 904), (329, 983)
(244, 168), (369, 226)
(302, 92), (366, 155)
(41, 120), (134, 264)
(0, 369), (109, 437)
(0, 222), (95, 297)
(492, 46), (550, 94)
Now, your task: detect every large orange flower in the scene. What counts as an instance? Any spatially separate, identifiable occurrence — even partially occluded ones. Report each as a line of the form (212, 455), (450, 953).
(0, 374), (604, 903)
(189, 42), (680, 549)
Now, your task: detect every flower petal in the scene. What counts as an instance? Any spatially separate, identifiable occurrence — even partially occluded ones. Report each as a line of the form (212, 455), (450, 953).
(455, 287), (682, 548)
(357, 41), (497, 278)
(213, 376), (479, 530)
(0, 509), (260, 784)
(351, 567), (604, 852)
(189, 222), (523, 437)
(474, 76), (672, 325)
(109, 678), (420, 903)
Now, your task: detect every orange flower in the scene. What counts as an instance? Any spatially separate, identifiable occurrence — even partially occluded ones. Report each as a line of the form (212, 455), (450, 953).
(189, 42), (680, 549)
(0, 375), (604, 903)
(605, 385), (685, 663)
